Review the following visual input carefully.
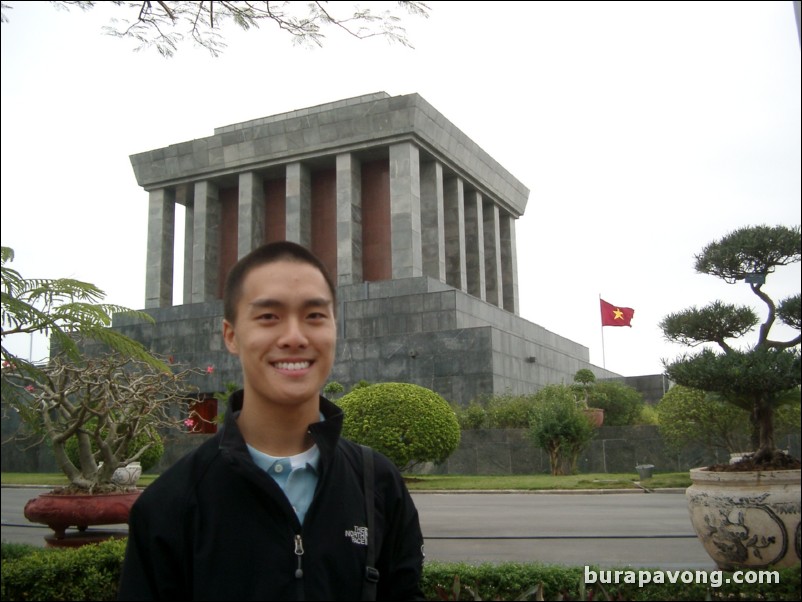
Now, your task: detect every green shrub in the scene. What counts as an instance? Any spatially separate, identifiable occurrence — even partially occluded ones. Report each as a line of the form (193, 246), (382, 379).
(0, 538), (127, 601)
(657, 385), (801, 455)
(587, 381), (644, 426)
(421, 562), (801, 601)
(636, 404), (660, 426)
(2, 542), (799, 601)
(65, 426), (164, 472)
(323, 381), (345, 398)
(529, 385), (595, 475)
(336, 382), (461, 472)
(0, 543), (38, 562)
(484, 392), (537, 428)
(452, 400), (488, 430)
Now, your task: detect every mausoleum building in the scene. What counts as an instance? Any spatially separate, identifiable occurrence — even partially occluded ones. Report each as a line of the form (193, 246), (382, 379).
(119, 92), (619, 405)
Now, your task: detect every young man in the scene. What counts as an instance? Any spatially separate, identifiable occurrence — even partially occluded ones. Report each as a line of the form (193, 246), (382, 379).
(118, 241), (425, 601)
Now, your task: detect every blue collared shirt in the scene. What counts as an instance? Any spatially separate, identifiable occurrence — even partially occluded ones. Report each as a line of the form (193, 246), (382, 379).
(247, 443), (320, 524)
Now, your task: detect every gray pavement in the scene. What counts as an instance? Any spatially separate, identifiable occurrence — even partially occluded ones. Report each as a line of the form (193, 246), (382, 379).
(1, 486), (714, 569)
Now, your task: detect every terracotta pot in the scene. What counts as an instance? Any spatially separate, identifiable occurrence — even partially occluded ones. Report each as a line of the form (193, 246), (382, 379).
(583, 408), (604, 428)
(24, 489), (142, 544)
(686, 467), (801, 570)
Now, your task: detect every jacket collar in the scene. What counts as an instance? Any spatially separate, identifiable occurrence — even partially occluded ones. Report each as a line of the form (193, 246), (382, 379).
(220, 389), (344, 473)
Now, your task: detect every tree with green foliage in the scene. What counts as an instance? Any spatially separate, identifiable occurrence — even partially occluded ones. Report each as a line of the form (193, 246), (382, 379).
(586, 381), (644, 426)
(657, 384), (801, 456)
(0, 1), (431, 57)
(659, 224), (801, 466)
(1, 246), (200, 492)
(1, 246), (164, 377)
(336, 382), (460, 472)
(529, 385), (595, 476)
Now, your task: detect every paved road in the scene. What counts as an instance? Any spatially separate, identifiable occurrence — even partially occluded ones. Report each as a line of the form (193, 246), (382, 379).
(1, 487), (714, 569)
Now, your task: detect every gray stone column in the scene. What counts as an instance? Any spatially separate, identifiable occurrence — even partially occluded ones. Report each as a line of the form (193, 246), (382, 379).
(500, 212), (520, 314)
(286, 162), (311, 248)
(336, 153), (362, 285)
(145, 188), (175, 309)
(238, 171), (264, 259)
(420, 161), (446, 283)
(389, 142), (422, 279)
(182, 195), (194, 305)
(443, 176), (467, 291)
(464, 190), (486, 301)
(191, 180), (221, 303)
(483, 200), (503, 307)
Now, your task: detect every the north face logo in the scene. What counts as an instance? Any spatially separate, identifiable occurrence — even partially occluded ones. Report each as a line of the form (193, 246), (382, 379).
(345, 525), (368, 546)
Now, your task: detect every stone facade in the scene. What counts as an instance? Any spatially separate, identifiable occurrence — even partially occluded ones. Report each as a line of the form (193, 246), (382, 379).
(123, 92), (622, 405)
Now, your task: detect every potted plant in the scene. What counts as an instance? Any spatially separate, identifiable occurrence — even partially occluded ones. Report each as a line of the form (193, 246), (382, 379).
(571, 369), (604, 428)
(0, 247), (200, 545)
(659, 224), (801, 570)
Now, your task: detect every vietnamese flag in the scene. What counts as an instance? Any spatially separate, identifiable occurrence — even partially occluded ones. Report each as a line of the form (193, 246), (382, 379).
(600, 299), (634, 327)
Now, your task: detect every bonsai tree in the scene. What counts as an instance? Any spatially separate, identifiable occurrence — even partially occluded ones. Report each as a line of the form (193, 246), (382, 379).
(1, 246), (199, 492)
(659, 224), (801, 468)
(4, 351), (198, 492)
(571, 369), (596, 408)
(336, 382), (461, 472)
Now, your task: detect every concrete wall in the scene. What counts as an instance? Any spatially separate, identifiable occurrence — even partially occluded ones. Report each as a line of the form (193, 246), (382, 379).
(6, 417), (798, 476)
(413, 426), (802, 476)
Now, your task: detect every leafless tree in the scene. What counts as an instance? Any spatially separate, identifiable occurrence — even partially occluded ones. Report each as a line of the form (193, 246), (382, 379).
(0, 1), (431, 57)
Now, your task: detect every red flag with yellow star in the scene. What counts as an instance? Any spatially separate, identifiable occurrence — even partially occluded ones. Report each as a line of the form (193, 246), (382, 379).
(600, 299), (634, 327)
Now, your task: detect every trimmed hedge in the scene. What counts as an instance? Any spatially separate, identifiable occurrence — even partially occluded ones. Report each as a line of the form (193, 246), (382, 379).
(1, 539), (126, 601)
(2, 541), (799, 601)
(336, 382), (461, 471)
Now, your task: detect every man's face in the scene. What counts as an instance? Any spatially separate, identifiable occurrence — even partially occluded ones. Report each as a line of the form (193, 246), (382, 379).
(223, 259), (336, 411)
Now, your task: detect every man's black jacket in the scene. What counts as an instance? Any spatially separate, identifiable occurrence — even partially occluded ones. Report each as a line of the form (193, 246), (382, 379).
(117, 391), (425, 601)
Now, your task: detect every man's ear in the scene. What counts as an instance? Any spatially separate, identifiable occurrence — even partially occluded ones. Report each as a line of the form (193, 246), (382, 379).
(223, 319), (239, 355)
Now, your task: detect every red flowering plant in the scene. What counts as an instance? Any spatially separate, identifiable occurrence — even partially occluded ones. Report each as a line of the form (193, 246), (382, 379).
(1, 246), (202, 493)
(4, 350), (202, 492)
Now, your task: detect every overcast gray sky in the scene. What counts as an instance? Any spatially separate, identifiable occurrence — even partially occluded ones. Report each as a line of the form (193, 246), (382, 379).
(1, 1), (800, 381)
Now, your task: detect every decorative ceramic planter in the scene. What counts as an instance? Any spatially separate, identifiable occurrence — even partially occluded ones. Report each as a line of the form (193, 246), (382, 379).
(112, 461), (142, 486)
(686, 467), (801, 570)
(24, 490), (142, 545)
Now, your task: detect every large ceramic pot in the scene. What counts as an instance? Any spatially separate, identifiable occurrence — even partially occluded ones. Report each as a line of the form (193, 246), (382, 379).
(583, 408), (604, 428)
(24, 489), (142, 547)
(686, 467), (801, 570)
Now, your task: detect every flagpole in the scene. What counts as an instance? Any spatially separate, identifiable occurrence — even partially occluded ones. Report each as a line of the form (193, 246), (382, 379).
(599, 294), (607, 369)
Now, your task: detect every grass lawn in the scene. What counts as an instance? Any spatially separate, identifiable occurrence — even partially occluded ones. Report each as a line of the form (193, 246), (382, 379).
(1, 471), (691, 490)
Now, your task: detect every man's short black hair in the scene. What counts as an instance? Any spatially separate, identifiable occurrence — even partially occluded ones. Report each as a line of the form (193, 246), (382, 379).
(223, 241), (337, 322)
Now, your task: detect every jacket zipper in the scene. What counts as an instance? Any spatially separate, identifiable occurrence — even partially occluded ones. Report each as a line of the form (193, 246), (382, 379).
(294, 534), (304, 578)
(294, 533), (305, 600)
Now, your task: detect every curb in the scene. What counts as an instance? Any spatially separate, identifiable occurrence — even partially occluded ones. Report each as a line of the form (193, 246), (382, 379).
(410, 488), (687, 494)
(1, 485), (687, 494)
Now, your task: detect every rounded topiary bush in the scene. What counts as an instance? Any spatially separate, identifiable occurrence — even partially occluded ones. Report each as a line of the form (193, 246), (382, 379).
(336, 382), (461, 472)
